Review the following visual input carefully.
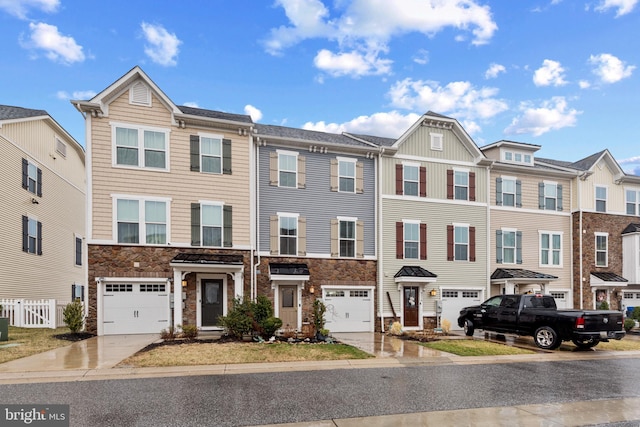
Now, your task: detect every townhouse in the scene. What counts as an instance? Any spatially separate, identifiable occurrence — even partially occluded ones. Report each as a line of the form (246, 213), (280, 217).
(0, 105), (85, 303)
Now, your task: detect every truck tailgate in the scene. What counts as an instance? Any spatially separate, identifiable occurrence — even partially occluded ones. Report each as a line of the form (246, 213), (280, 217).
(581, 311), (624, 332)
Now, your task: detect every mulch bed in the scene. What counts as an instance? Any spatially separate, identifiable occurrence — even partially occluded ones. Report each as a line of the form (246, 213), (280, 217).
(54, 332), (95, 342)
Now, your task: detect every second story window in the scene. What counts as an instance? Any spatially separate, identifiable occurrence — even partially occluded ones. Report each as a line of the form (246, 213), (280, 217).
(595, 233), (608, 267)
(22, 216), (42, 255)
(201, 136), (222, 173)
(455, 171), (469, 200)
(540, 232), (561, 266)
(497, 177), (520, 207)
(404, 222), (419, 259)
(447, 224), (476, 262)
(113, 124), (168, 170)
(339, 219), (356, 257)
(279, 153), (297, 188)
(596, 186), (607, 212)
(447, 170), (475, 201)
(279, 215), (298, 255)
(339, 159), (355, 192)
(202, 204), (223, 247)
(22, 158), (42, 196)
(627, 190), (640, 215)
(404, 165), (419, 196)
(539, 181), (562, 211)
(116, 197), (169, 245)
(496, 229), (520, 264)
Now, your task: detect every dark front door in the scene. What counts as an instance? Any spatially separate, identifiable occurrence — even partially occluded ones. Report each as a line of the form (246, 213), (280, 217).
(201, 279), (223, 327)
(403, 286), (419, 327)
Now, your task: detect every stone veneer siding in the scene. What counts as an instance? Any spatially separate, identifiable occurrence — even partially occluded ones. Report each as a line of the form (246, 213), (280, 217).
(86, 245), (252, 334)
(256, 257), (377, 331)
(572, 211), (633, 310)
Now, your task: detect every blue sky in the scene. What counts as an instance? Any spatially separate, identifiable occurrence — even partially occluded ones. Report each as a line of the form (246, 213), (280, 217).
(1, 0), (639, 173)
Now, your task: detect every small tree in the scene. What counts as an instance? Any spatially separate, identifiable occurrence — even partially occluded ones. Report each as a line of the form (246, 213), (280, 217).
(63, 300), (84, 334)
(312, 299), (326, 336)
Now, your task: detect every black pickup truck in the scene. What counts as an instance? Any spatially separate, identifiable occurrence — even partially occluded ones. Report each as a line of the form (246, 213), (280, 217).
(457, 294), (625, 350)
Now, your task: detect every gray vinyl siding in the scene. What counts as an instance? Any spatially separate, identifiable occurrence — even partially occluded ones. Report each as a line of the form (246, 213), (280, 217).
(258, 145), (376, 256)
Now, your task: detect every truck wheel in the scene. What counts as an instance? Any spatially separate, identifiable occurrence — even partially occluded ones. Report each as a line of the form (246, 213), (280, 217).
(534, 326), (561, 350)
(572, 337), (599, 349)
(463, 319), (475, 336)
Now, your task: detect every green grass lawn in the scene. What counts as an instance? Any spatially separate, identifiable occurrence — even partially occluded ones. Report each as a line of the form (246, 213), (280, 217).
(0, 326), (74, 364)
(420, 339), (535, 356)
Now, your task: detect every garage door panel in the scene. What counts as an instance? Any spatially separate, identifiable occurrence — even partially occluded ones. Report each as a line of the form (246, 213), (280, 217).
(441, 290), (483, 331)
(323, 289), (373, 333)
(102, 283), (169, 335)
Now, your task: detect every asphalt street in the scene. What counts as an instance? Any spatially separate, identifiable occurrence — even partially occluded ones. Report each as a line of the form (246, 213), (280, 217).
(1, 358), (640, 426)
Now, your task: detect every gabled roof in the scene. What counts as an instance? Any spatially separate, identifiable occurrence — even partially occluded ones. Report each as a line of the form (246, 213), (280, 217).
(0, 105), (48, 120)
(344, 133), (396, 148)
(481, 139), (541, 152)
(622, 224), (640, 235)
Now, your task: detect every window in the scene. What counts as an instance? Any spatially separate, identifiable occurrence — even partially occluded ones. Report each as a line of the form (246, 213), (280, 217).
(462, 291), (479, 298)
(278, 152), (297, 188)
(403, 165), (419, 196)
(627, 189), (640, 215)
(454, 226), (469, 261)
(524, 154), (531, 163)
(350, 290), (368, 297)
(113, 124), (168, 169)
(504, 150), (533, 165)
(202, 204), (223, 247)
(22, 216), (41, 255)
(72, 284), (84, 301)
(442, 291), (458, 298)
(544, 182), (557, 210)
(447, 224), (475, 262)
(192, 203), (233, 247)
(504, 152), (513, 161)
(75, 236), (82, 266)
(502, 230), (516, 264)
(454, 171), (469, 200)
(280, 215), (297, 255)
(201, 136), (222, 173)
(551, 292), (565, 300)
(404, 222), (419, 259)
(22, 158), (42, 196)
(431, 133), (443, 151)
(140, 284), (166, 292)
(540, 232), (562, 266)
(595, 233), (608, 267)
(595, 186), (607, 212)
(116, 197), (169, 244)
(339, 159), (355, 192)
(105, 284), (133, 292)
(501, 178), (516, 207)
(339, 220), (356, 257)
(325, 291), (345, 297)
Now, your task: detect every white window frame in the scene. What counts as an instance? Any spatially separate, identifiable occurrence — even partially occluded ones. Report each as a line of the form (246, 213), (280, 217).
(403, 162), (420, 197)
(26, 160), (38, 194)
(626, 189), (640, 216)
(595, 232), (608, 267)
(111, 122), (170, 171)
(277, 150), (298, 188)
(200, 201), (224, 247)
(26, 216), (38, 254)
(403, 220), (420, 260)
(595, 186), (607, 213)
(430, 133), (443, 151)
(453, 223), (469, 261)
(454, 168), (469, 201)
(501, 228), (517, 265)
(199, 132), (223, 174)
(278, 212), (299, 255)
(543, 181), (558, 211)
(337, 216), (357, 258)
(501, 175), (517, 207)
(337, 157), (356, 193)
(112, 194), (171, 245)
(503, 150), (533, 165)
(539, 231), (563, 267)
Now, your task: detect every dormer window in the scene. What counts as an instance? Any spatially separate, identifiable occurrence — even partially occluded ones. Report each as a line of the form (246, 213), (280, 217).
(503, 150), (533, 166)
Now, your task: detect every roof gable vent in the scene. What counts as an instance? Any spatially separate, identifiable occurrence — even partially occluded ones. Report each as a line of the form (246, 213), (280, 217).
(129, 81), (151, 106)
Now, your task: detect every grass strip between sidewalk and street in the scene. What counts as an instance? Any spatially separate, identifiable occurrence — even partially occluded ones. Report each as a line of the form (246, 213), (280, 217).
(119, 341), (374, 367)
(420, 339), (536, 356)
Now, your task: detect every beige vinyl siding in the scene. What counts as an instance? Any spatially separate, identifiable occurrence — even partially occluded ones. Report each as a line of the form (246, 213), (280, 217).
(574, 160), (627, 213)
(490, 209), (572, 290)
(489, 170), (571, 211)
(0, 131), (85, 302)
(90, 91), (251, 246)
(397, 125), (477, 163)
(380, 198), (488, 315)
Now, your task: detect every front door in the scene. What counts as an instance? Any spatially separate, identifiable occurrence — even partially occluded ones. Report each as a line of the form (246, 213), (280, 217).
(280, 285), (298, 329)
(201, 279), (223, 327)
(403, 286), (419, 327)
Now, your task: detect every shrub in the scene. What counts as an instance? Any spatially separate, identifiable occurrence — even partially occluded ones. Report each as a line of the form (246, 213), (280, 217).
(181, 324), (199, 340)
(161, 326), (176, 341)
(632, 307), (640, 321)
(261, 316), (283, 338)
(63, 300), (84, 334)
(597, 301), (609, 310)
(624, 318), (636, 332)
(218, 298), (254, 339)
(312, 299), (326, 334)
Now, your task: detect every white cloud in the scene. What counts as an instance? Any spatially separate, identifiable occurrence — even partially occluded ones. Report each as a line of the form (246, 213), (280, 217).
(578, 80), (591, 89)
(182, 102), (199, 108)
(141, 22), (181, 67)
(413, 49), (429, 65)
(388, 78), (509, 121)
(56, 90), (96, 100)
(485, 63), (505, 79)
(0, 0), (58, 19)
(264, 0), (497, 77)
(504, 97), (581, 137)
(302, 110), (421, 138)
(595, 0), (638, 17)
(533, 59), (567, 87)
(244, 105), (263, 122)
(313, 48), (392, 77)
(589, 53), (635, 83)
(24, 22), (85, 65)
(619, 156), (640, 164)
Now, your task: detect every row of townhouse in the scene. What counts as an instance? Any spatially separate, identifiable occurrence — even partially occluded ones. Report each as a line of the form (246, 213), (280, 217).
(66, 66), (640, 336)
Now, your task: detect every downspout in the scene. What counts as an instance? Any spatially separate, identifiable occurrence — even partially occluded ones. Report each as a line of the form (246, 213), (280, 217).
(486, 165), (491, 298)
(253, 138), (261, 301)
(377, 148), (385, 332)
(578, 174), (584, 310)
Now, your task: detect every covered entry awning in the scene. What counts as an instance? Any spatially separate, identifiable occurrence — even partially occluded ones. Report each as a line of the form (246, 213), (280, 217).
(590, 271), (628, 288)
(269, 263), (310, 282)
(394, 266), (438, 284)
(491, 268), (558, 294)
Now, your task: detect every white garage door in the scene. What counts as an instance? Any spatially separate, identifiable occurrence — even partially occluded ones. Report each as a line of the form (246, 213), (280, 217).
(623, 291), (640, 315)
(103, 283), (170, 335)
(441, 290), (483, 331)
(323, 288), (373, 332)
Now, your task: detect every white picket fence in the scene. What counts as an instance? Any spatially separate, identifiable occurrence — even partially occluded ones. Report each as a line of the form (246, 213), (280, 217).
(0, 299), (58, 329)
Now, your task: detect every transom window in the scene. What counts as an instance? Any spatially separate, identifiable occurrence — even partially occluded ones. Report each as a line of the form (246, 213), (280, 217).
(540, 232), (561, 266)
(116, 197), (168, 245)
(114, 124), (168, 170)
(404, 222), (419, 259)
(595, 233), (608, 267)
(454, 225), (469, 261)
(278, 153), (297, 188)
(339, 220), (356, 257)
(338, 159), (356, 192)
(403, 165), (419, 196)
(279, 215), (297, 255)
(544, 183), (558, 210)
(502, 178), (516, 207)
(595, 186), (607, 212)
(201, 136), (222, 174)
(202, 204), (223, 247)
(454, 171), (469, 200)
(626, 189), (640, 215)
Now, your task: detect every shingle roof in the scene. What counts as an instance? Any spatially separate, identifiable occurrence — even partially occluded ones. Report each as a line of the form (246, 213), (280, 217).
(0, 104), (48, 121)
(171, 253), (244, 265)
(346, 133), (396, 147)
(491, 268), (558, 280)
(394, 266), (438, 278)
(177, 105), (253, 124)
(269, 263), (310, 276)
(570, 150), (607, 171)
(255, 123), (376, 148)
(425, 111), (453, 120)
(591, 272), (628, 282)
(622, 224), (640, 235)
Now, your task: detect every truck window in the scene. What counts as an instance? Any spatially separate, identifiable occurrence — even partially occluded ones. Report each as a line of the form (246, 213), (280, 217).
(483, 296), (502, 307)
(501, 296), (518, 308)
(524, 295), (556, 309)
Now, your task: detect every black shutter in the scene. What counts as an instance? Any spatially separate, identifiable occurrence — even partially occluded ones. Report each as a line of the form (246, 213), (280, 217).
(516, 180), (522, 208)
(516, 231), (523, 264)
(37, 221), (42, 255)
(190, 135), (200, 172)
(223, 205), (233, 247)
(557, 184), (563, 211)
(496, 230), (503, 263)
(22, 158), (28, 190)
(190, 203), (201, 246)
(36, 167), (42, 197)
(22, 215), (28, 252)
(538, 182), (545, 209)
(222, 139), (232, 175)
(496, 178), (503, 206)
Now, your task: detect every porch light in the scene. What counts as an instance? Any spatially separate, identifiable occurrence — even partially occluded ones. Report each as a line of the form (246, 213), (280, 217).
(181, 280), (187, 287)
(309, 285), (315, 294)
(430, 289), (437, 297)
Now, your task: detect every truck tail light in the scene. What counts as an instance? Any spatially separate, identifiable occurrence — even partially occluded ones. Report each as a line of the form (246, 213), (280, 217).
(576, 316), (585, 329)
